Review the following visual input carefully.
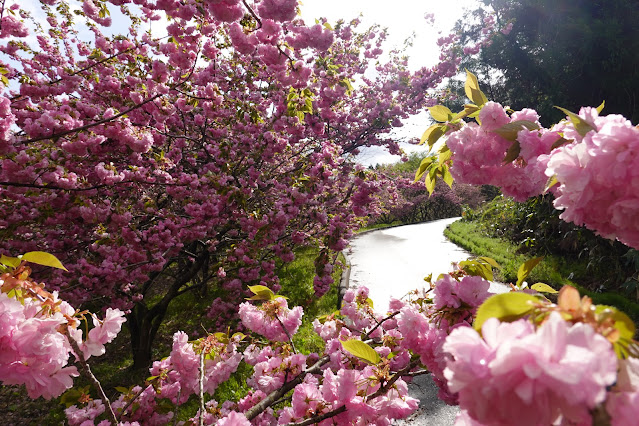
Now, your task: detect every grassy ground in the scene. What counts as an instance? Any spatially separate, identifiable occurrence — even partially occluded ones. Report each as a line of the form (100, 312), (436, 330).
(0, 246), (343, 424)
(445, 219), (639, 322)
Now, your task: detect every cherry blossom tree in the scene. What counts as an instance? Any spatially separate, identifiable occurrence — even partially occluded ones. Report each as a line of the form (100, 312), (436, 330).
(0, 0), (462, 367)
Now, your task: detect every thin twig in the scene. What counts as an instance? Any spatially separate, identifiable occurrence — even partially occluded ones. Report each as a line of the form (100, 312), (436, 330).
(285, 359), (420, 426)
(172, 388), (181, 426)
(275, 314), (297, 354)
(116, 385), (149, 421)
(245, 355), (330, 420)
(199, 349), (206, 426)
(65, 328), (118, 425)
(241, 0), (262, 30)
(363, 311), (400, 341)
(288, 405), (347, 426)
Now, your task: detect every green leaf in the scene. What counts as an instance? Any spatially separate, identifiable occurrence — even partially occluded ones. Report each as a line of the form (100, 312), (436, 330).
(441, 164), (454, 187)
(459, 259), (493, 281)
(478, 257), (501, 269)
(428, 105), (453, 122)
(492, 120), (540, 141)
(341, 339), (381, 365)
(246, 285), (275, 301)
(516, 256), (544, 287)
(366, 298), (374, 308)
(438, 144), (452, 162)
(555, 106), (595, 137)
(0, 255), (21, 268)
(115, 386), (130, 394)
(425, 168), (437, 195)
(474, 292), (538, 331)
(419, 124), (439, 145)
(596, 101), (605, 113)
(414, 156), (434, 182)
(464, 70), (488, 106)
(60, 389), (83, 408)
(595, 305), (636, 358)
(503, 141), (521, 163)
(530, 283), (558, 294)
(550, 136), (572, 151)
(545, 175), (558, 193)
(21, 251), (68, 271)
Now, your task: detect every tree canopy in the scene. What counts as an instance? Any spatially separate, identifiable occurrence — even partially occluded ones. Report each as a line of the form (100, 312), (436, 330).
(453, 0), (639, 125)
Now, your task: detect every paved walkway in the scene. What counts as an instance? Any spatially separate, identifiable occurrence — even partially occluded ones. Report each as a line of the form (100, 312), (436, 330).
(346, 218), (509, 425)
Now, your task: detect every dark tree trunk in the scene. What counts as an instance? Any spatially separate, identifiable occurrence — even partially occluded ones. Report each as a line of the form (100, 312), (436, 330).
(127, 303), (168, 369)
(127, 249), (210, 370)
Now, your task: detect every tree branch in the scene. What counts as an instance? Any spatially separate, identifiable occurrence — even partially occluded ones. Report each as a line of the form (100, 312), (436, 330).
(65, 329), (118, 425)
(245, 355), (330, 420)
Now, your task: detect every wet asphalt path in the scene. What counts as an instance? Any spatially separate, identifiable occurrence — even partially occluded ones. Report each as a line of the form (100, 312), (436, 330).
(346, 218), (509, 425)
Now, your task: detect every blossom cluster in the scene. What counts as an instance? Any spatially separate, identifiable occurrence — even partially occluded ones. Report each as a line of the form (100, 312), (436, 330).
(444, 313), (618, 425)
(443, 95), (639, 249)
(545, 107), (639, 248)
(446, 102), (559, 202)
(0, 266), (125, 400)
(238, 297), (303, 342)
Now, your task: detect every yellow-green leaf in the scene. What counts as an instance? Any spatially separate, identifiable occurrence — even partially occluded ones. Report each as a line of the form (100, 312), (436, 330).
(427, 126), (446, 148)
(428, 105), (453, 122)
(550, 136), (572, 151)
(464, 69), (480, 99)
(414, 156), (434, 182)
(459, 259), (493, 281)
(464, 103), (480, 114)
(596, 101), (605, 113)
(0, 255), (21, 268)
(595, 305), (636, 358)
(60, 389), (84, 408)
(419, 124), (440, 145)
(493, 120), (540, 141)
(503, 142), (521, 163)
(478, 256), (501, 269)
(545, 175), (559, 193)
(555, 106), (595, 137)
(341, 339), (381, 365)
(516, 256), (544, 287)
(425, 168), (437, 195)
(246, 285), (275, 301)
(474, 292), (538, 331)
(530, 282), (558, 294)
(438, 145), (452, 163)
(232, 332), (246, 341)
(464, 70), (488, 106)
(21, 251), (68, 271)
(441, 164), (454, 187)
